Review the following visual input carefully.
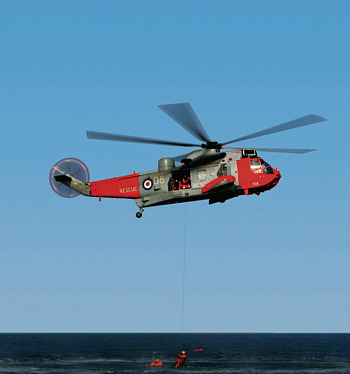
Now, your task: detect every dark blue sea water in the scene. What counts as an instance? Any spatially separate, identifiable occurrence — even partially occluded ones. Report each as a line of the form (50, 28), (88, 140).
(0, 334), (349, 373)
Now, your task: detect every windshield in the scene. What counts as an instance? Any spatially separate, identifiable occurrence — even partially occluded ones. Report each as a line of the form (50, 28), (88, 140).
(250, 158), (274, 174)
(261, 159), (273, 174)
(250, 159), (261, 170)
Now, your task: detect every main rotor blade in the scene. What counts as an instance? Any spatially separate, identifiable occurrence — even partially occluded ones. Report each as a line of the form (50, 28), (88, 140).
(222, 114), (327, 146)
(222, 146), (316, 154)
(86, 131), (200, 148)
(159, 103), (211, 143)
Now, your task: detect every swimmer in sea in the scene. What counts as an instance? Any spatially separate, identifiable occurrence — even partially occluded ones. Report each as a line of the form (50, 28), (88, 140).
(146, 358), (163, 367)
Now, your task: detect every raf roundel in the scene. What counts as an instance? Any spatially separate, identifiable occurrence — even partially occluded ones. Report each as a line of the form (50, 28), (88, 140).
(142, 178), (153, 190)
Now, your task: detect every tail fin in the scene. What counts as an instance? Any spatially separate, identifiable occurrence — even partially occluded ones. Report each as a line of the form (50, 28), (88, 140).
(54, 174), (91, 197)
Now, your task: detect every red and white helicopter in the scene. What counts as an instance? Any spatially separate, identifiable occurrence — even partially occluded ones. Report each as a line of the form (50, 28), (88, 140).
(50, 103), (326, 218)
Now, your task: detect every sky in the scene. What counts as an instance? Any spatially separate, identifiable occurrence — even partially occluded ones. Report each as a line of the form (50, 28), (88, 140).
(0, 0), (349, 333)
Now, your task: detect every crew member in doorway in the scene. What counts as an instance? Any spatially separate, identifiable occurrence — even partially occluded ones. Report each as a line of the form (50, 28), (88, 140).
(173, 178), (180, 190)
(181, 175), (191, 189)
(146, 358), (163, 367)
(175, 351), (186, 368)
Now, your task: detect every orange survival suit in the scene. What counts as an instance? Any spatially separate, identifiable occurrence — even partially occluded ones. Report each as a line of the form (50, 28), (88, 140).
(146, 358), (163, 367)
(175, 351), (186, 368)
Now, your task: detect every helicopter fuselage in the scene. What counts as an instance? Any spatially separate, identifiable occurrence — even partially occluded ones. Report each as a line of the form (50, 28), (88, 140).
(88, 150), (281, 210)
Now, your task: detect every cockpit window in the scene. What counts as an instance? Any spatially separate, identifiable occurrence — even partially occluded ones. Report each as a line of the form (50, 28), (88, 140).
(264, 167), (274, 174)
(250, 158), (274, 174)
(250, 159), (260, 170)
(197, 170), (207, 181)
(260, 159), (273, 174)
(260, 160), (273, 174)
(217, 164), (228, 177)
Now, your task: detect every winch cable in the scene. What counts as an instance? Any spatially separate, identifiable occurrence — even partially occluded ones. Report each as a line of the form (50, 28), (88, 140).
(181, 203), (188, 334)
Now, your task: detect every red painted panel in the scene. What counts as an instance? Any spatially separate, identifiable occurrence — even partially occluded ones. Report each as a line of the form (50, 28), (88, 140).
(90, 173), (140, 199)
(236, 158), (254, 189)
(201, 175), (236, 194)
(236, 158), (281, 195)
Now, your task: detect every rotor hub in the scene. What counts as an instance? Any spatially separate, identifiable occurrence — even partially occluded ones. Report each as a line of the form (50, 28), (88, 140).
(202, 141), (219, 149)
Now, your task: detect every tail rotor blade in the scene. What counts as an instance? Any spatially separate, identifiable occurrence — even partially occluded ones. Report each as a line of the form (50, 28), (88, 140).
(159, 103), (211, 143)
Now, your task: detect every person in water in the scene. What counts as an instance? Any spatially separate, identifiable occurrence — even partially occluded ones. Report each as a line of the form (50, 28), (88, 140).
(175, 350), (186, 368)
(146, 358), (163, 367)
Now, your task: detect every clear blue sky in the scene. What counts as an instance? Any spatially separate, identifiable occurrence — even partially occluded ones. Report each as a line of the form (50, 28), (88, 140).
(0, 0), (349, 332)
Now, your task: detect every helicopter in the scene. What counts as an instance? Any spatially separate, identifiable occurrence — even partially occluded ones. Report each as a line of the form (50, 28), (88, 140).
(49, 103), (327, 218)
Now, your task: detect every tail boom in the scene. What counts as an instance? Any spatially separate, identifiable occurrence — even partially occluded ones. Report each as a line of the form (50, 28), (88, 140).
(89, 173), (140, 199)
(55, 172), (141, 199)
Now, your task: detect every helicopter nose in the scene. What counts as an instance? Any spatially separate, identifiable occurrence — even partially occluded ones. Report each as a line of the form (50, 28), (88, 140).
(267, 168), (281, 190)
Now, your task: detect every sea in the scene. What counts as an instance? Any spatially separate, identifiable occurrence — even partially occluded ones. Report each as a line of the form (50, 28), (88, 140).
(0, 333), (349, 373)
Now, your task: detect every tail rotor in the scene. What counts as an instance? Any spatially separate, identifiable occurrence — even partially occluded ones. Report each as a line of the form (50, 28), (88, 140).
(49, 158), (90, 198)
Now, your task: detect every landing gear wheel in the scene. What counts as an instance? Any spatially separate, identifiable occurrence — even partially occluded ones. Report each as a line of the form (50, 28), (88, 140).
(136, 208), (144, 218)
